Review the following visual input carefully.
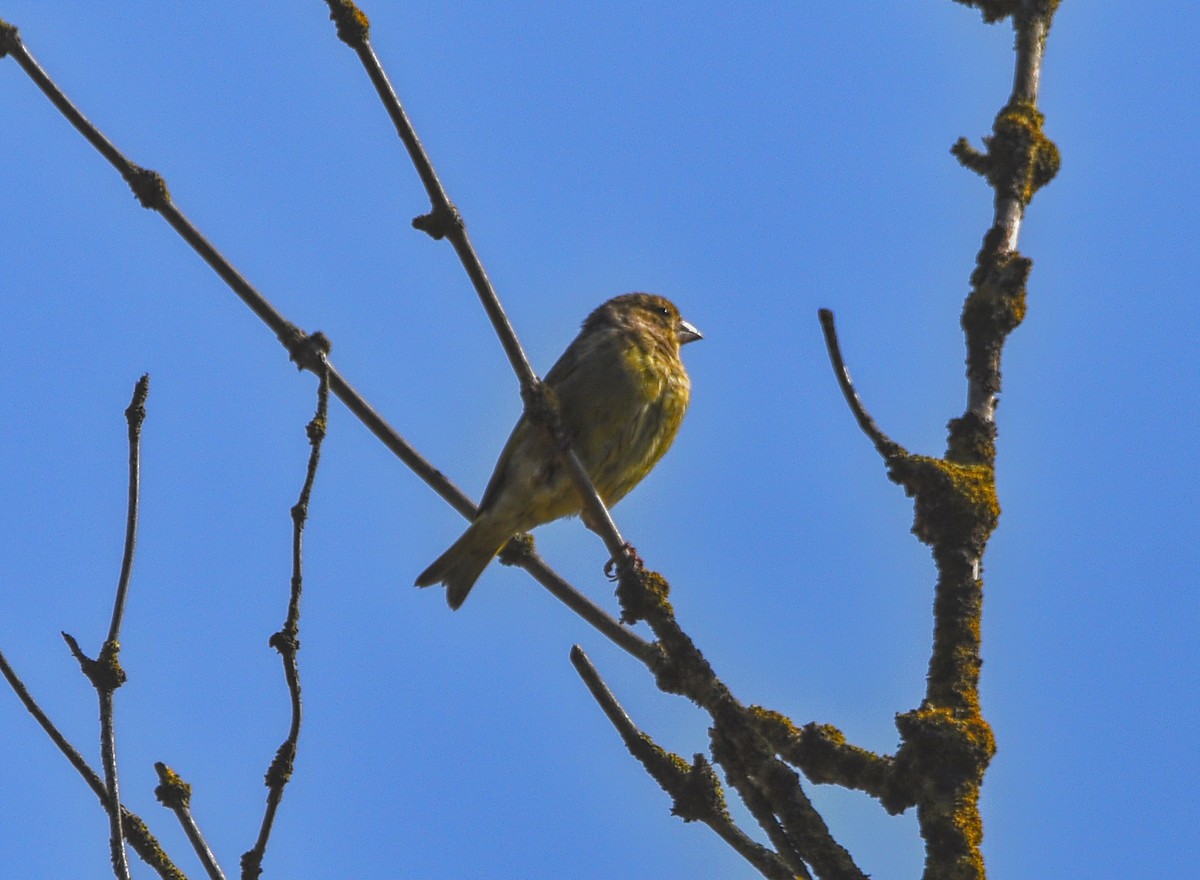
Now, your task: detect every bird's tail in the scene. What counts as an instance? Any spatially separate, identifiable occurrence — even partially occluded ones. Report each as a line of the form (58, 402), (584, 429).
(414, 521), (507, 610)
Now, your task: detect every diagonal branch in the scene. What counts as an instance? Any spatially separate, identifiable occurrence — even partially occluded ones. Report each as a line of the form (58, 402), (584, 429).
(0, 649), (185, 879)
(570, 647), (799, 880)
(612, 568), (868, 880)
(751, 710), (911, 815)
(323, 0), (640, 578)
(154, 762), (226, 880)
(0, 13), (653, 662)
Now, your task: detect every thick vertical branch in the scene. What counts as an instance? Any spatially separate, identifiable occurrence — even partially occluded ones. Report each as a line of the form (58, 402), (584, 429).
(953, 3), (1061, 425)
(889, 3), (1060, 880)
(821, 3), (1059, 878)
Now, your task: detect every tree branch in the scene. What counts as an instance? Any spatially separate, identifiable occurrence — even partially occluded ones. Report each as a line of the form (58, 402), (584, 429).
(570, 647), (800, 880)
(0, 10), (653, 663)
(323, 0), (640, 579)
(242, 360), (330, 878)
(154, 762), (226, 880)
(0, 651), (186, 879)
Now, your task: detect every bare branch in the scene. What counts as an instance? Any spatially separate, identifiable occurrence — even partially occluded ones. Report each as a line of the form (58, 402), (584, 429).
(242, 361), (330, 877)
(59, 375), (153, 880)
(154, 763), (227, 880)
(609, 566), (868, 879)
(751, 710), (910, 815)
(0, 13), (654, 663)
(108, 374), (148, 644)
(952, 3), (1060, 425)
(3, 12), (655, 658)
(0, 651), (186, 879)
(570, 647), (798, 880)
(817, 309), (905, 461)
(323, 0), (639, 578)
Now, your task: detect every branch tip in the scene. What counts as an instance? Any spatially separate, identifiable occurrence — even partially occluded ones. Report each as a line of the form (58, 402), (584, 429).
(0, 18), (19, 56)
(326, 0), (370, 46)
(125, 374), (150, 430)
(818, 308), (904, 460)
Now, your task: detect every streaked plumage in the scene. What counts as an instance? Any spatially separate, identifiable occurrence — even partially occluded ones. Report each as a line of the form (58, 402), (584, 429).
(415, 293), (701, 608)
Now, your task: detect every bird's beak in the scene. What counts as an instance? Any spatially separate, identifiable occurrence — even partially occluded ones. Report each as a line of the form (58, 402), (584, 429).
(677, 318), (703, 345)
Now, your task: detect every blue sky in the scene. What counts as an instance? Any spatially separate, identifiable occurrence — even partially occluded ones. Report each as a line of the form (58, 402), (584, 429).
(1, 3), (1196, 878)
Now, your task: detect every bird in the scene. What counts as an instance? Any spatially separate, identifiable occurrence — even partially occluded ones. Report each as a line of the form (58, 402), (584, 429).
(415, 292), (702, 609)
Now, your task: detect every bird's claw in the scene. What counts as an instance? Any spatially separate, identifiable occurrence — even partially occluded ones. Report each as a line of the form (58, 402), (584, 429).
(604, 543), (644, 581)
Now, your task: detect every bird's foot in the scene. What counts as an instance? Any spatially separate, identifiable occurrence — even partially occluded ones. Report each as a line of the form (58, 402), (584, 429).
(604, 543), (644, 581)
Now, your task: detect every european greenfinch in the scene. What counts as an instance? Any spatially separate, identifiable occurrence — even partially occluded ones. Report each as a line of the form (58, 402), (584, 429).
(415, 292), (702, 608)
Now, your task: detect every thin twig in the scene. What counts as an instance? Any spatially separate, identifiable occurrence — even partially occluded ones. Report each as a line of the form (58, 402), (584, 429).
(325, 0), (638, 576)
(817, 309), (904, 461)
(243, 362), (330, 878)
(569, 647), (797, 880)
(154, 762), (226, 880)
(324, 2), (534, 387)
(84, 375), (151, 880)
(0, 17), (648, 651)
(108, 374), (148, 643)
(0, 651), (185, 879)
(98, 687), (131, 880)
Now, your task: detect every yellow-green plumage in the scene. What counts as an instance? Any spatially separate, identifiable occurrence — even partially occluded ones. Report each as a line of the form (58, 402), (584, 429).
(415, 293), (701, 609)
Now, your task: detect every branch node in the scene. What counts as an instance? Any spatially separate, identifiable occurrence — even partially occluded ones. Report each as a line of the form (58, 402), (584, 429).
(265, 739), (297, 789)
(496, 532), (536, 568)
(152, 762), (192, 810)
(325, 0), (370, 47)
(283, 326), (333, 374)
(894, 704), (995, 800)
(268, 626), (300, 658)
(0, 18), (20, 57)
(124, 164), (170, 210)
(411, 204), (464, 240)
(61, 634), (127, 692)
(963, 229), (1031, 397)
(951, 0), (1022, 24)
(615, 568), (671, 626)
(125, 373), (150, 433)
(667, 752), (728, 823)
(887, 455), (999, 552)
(954, 101), (1059, 205)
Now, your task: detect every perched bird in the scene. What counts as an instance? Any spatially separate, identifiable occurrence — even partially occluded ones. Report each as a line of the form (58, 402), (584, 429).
(415, 292), (702, 609)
